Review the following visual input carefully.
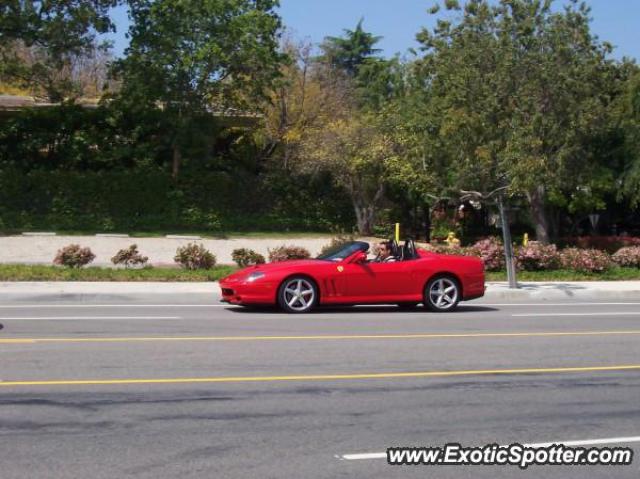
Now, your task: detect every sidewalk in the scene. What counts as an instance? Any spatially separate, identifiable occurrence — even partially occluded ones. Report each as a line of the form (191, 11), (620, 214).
(1, 281), (639, 303)
(0, 235), (334, 266)
(0, 281), (217, 302)
(486, 281), (640, 301)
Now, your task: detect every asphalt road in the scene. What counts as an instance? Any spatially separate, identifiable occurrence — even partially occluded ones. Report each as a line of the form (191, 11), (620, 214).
(1, 296), (640, 478)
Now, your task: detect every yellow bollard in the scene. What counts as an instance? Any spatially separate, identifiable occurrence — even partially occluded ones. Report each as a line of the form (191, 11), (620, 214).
(446, 232), (460, 248)
(395, 223), (400, 242)
(523, 233), (529, 247)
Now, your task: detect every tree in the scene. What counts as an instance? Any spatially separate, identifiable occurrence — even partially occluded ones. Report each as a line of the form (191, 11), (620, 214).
(0, 0), (118, 101)
(299, 112), (397, 234)
(260, 37), (323, 170)
(319, 18), (382, 77)
(617, 68), (640, 207)
(262, 31), (415, 235)
(412, 0), (620, 243)
(113, 0), (286, 178)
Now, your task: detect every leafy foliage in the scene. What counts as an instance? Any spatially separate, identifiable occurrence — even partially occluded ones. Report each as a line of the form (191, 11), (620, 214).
(617, 71), (640, 207)
(0, 0), (118, 100)
(298, 113), (396, 234)
(53, 244), (96, 268)
(467, 237), (505, 272)
(612, 246), (640, 268)
(319, 18), (381, 77)
(422, 243), (465, 255)
(515, 241), (560, 271)
(174, 243), (216, 270)
(1, 1), (640, 243)
(113, 0), (286, 177)
(563, 236), (640, 254)
(231, 248), (266, 267)
(267, 245), (311, 262)
(0, 167), (353, 232)
(409, 0), (622, 243)
(111, 244), (149, 268)
(0, 264), (236, 281)
(559, 247), (613, 273)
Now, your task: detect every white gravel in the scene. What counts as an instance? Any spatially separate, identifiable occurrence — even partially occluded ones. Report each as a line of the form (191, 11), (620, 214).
(0, 235), (341, 266)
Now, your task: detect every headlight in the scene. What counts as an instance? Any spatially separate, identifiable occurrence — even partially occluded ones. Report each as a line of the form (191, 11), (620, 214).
(246, 271), (265, 282)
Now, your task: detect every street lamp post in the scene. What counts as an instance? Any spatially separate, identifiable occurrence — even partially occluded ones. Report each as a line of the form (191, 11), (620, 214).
(460, 187), (518, 290)
(498, 194), (518, 289)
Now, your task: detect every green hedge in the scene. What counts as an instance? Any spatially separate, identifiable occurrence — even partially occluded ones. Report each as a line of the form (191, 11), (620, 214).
(0, 168), (355, 232)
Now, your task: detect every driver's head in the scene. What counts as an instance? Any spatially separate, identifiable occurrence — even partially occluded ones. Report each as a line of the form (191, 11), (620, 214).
(377, 241), (393, 259)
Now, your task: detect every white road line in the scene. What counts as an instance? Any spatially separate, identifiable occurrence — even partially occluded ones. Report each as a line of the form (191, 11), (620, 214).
(340, 436), (640, 461)
(340, 452), (388, 460)
(513, 312), (640, 317)
(2, 302), (640, 309)
(524, 436), (640, 448)
(484, 302), (640, 306)
(0, 316), (181, 321)
(0, 304), (226, 308)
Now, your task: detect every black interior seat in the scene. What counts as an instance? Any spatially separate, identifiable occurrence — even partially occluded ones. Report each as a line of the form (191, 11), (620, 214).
(401, 238), (418, 261)
(389, 239), (400, 259)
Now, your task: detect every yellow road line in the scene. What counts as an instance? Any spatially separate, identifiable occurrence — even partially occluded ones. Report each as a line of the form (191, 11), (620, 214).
(1, 365), (640, 387)
(2, 330), (640, 344)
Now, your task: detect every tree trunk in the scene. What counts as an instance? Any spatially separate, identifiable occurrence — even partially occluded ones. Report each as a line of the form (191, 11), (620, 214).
(172, 109), (184, 179)
(172, 144), (182, 179)
(424, 204), (431, 243)
(353, 201), (375, 235)
(526, 185), (550, 244)
(349, 182), (385, 236)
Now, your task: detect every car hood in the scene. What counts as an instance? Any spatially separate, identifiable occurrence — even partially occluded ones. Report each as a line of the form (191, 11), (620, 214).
(220, 259), (323, 282)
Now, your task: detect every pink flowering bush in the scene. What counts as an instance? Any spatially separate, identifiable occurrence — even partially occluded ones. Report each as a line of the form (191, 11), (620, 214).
(423, 243), (462, 254)
(559, 248), (612, 273)
(111, 244), (149, 268)
(612, 246), (640, 268)
(268, 245), (311, 262)
(564, 236), (640, 253)
(53, 244), (96, 268)
(174, 243), (216, 270)
(515, 241), (560, 271)
(467, 237), (505, 271)
(231, 248), (265, 267)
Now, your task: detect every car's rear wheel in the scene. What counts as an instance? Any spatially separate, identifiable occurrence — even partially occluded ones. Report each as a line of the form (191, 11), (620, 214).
(424, 276), (460, 312)
(278, 276), (318, 313)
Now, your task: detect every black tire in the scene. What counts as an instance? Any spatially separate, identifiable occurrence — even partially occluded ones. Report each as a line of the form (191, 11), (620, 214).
(424, 276), (461, 312)
(277, 276), (318, 313)
(397, 303), (419, 310)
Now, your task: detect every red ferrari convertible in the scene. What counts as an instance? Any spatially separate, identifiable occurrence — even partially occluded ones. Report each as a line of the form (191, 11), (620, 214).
(219, 239), (485, 313)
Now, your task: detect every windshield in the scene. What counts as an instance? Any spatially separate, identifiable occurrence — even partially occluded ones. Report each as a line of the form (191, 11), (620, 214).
(316, 241), (369, 262)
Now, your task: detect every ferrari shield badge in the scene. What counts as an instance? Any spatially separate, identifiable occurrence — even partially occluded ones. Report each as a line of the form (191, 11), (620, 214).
(337, 265), (344, 272)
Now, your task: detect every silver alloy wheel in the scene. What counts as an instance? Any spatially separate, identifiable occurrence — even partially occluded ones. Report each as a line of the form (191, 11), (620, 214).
(282, 278), (315, 312)
(428, 278), (458, 310)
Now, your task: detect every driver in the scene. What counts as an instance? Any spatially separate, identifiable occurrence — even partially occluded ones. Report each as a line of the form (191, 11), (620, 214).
(374, 241), (397, 263)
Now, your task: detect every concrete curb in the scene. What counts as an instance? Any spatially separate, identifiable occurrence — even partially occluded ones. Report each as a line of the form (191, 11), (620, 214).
(0, 282), (218, 303)
(1, 281), (639, 303)
(486, 281), (640, 301)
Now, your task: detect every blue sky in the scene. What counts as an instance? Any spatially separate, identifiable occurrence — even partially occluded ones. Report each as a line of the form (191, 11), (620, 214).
(106, 0), (639, 61)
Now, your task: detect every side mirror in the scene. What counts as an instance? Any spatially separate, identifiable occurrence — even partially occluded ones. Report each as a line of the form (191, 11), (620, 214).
(351, 251), (367, 264)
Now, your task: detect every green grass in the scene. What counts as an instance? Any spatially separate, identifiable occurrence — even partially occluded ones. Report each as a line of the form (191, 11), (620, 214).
(5, 229), (333, 239)
(486, 267), (640, 282)
(0, 264), (238, 282)
(2, 264), (638, 283)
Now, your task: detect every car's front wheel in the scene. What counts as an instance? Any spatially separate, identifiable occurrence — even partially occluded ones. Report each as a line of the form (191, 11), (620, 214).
(277, 276), (318, 313)
(424, 276), (460, 312)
